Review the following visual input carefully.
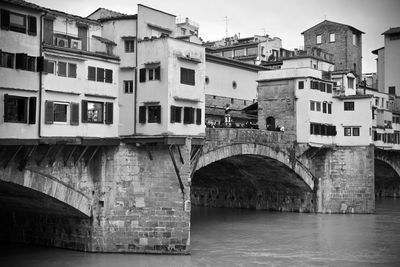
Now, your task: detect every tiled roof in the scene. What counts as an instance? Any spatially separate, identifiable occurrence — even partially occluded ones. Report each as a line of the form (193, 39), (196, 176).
(2, 0), (44, 11)
(301, 20), (364, 34)
(382, 27), (400, 35)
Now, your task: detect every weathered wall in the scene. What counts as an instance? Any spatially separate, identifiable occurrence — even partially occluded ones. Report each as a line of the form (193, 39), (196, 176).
(307, 145), (375, 213)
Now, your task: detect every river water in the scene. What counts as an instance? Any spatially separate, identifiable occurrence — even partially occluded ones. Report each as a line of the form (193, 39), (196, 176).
(1, 199), (400, 267)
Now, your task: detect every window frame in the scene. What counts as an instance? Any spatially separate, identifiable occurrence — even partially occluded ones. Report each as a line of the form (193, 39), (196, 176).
(86, 101), (104, 123)
(3, 94), (28, 123)
(0, 52), (14, 68)
(180, 67), (195, 86)
(344, 101), (355, 111)
(298, 81), (304, 89)
(316, 34), (322, 44)
(329, 33), (335, 42)
(123, 80), (134, 94)
(124, 39), (135, 53)
(148, 105), (161, 123)
(53, 102), (69, 124)
(9, 11), (26, 33)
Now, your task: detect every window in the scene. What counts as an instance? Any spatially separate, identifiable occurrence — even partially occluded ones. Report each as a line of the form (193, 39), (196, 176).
(327, 83), (332, 93)
(328, 103), (332, 114)
(310, 101), (315, 111)
(87, 66), (113, 83)
(389, 33), (400, 41)
(223, 50), (232, 58)
(311, 80), (319, 89)
(316, 102), (321, 112)
(139, 67), (160, 82)
(344, 127), (352, 136)
(232, 81), (237, 89)
(310, 123), (336, 136)
(50, 102), (69, 123)
(196, 108), (202, 125)
(352, 34), (357, 45)
(58, 61), (67, 76)
(322, 102), (327, 113)
(352, 127), (360, 136)
(348, 77), (354, 89)
(181, 28), (186, 35)
(316, 34), (322, 44)
(298, 81), (304, 89)
(183, 107), (195, 124)
(170, 106), (182, 123)
(205, 76), (210, 85)
(181, 67), (195, 86)
(319, 82), (326, 92)
(3, 94), (28, 123)
(139, 106), (146, 123)
(344, 101), (354, 111)
(45, 60), (55, 74)
(124, 40), (135, 53)
(68, 63), (77, 78)
(9, 12), (26, 33)
(124, 80), (134, 94)
(329, 33), (335, 42)
(86, 101), (104, 123)
(389, 86), (396, 95)
(0, 52), (14, 68)
(234, 49), (245, 57)
(148, 105), (161, 123)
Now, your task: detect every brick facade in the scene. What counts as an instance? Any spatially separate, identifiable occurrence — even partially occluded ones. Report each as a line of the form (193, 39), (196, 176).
(303, 20), (363, 79)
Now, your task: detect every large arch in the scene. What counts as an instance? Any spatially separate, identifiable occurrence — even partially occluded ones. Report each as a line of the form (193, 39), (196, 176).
(375, 154), (400, 179)
(0, 168), (91, 217)
(195, 143), (315, 190)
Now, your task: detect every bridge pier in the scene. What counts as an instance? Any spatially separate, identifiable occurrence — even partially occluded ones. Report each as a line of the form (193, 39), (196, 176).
(310, 145), (375, 213)
(0, 138), (194, 254)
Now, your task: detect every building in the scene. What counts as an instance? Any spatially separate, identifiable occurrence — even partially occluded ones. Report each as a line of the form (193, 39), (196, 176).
(372, 27), (400, 97)
(205, 34), (283, 65)
(204, 54), (268, 126)
(302, 20), (364, 81)
(257, 53), (373, 147)
(0, 0), (43, 140)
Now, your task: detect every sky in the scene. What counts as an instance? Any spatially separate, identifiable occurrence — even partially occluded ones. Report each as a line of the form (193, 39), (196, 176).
(28, 0), (400, 73)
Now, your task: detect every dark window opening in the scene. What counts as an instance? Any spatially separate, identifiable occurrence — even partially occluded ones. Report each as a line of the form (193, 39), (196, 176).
(148, 105), (161, 123)
(181, 67), (195, 86)
(344, 101), (355, 111)
(3, 94), (28, 123)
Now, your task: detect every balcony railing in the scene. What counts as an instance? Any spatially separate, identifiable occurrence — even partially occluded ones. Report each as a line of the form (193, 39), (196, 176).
(43, 31), (116, 57)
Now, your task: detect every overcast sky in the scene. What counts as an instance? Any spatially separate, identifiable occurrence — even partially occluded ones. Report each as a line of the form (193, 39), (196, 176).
(29, 0), (400, 73)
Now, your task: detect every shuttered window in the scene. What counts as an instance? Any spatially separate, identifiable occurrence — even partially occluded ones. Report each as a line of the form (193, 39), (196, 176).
(180, 68), (195, 86)
(139, 106), (146, 123)
(170, 106), (182, 123)
(70, 102), (79, 125)
(196, 108), (202, 125)
(97, 68), (104, 82)
(44, 101), (54, 124)
(27, 15), (37, 36)
(81, 100), (88, 122)
(183, 107), (194, 124)
(4, 94), (28, 123)
(88, 66), (96, 81)
(105, 102), (113, 124)
(28, 97), (36, 124)
(139, 68), (146, 82)
(148, 105), (161, 123)
(15, 53), (27, 70)
(105, 69), (113, 83)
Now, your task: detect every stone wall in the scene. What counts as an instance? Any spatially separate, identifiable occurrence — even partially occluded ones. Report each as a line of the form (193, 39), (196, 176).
(309, 146), (375, 213)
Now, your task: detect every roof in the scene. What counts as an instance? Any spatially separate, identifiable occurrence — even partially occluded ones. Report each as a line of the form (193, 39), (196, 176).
(1, 0), (44, 12)
(97, 14), (137, 22)
(372, 47), (384, 55)
(206, 53), (269, 72)
(382, 27), (400, 35)
(301, 20), (365, 35)
(87, 7), (127, 19)
(92, 35), (117, 46)
(137, 4), (176, 17)
(333, 94), (374, 100)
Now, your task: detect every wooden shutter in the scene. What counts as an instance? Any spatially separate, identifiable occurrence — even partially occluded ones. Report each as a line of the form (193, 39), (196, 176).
(70, 102), (79, 125)
(16, 53), (27, 70)
(105, 69), (113, 83)
(183, 107), (190, 124)
(97, 68), (104, 82)
(3, 94), (9, 121)
(155, 106), (161, 123)
(139, 68), (146, 83)
(27, 16), (37, 36)
(196, 108), (202, 125)
(139, 106), (146, 123)
(44, 101), (54, 124)
(28, 97), (36, 124)
(81, 100), (88, 123)
(155, 66), (160, 80)
(0, 9), (10, 30)
(88, 66), (96, 80)
(105, 102), (113, 124)
(36, 56), (44, 72)
(170, 106), (176, 123)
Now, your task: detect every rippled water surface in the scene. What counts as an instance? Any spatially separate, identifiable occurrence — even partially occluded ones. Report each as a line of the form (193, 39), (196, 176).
(1, 199), (400, 267)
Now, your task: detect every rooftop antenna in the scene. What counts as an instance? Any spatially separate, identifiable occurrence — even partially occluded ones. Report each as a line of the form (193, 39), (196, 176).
(224, 16), (229, 37)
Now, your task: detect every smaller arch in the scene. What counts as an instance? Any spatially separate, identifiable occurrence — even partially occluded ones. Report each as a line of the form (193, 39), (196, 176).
(195, 143), (315, 190)
(0, 168), (91, 217)
(375, 155), (400, 179)
(266, 116), (275, 131)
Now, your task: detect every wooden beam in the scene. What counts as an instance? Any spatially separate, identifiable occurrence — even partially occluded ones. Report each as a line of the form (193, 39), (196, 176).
(75, 146), (89, 165)
(64, 145), (78, 166)
(177, 145), (184, 164)
(48, 145), (64, 167)
(36, 145), (53, 166)
(85, 146), (100, 166)
(0, 139), (39, 146)
(3, 145), (22, 169)
(190, 146), (203, 178)
(168, 145), (184, 194)
(18, 145), (37, 171)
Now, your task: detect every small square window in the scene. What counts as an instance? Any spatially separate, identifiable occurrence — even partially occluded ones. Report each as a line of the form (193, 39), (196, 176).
(0, 52), (14, 68)
(53, 103), (68, 123)
(316, 34), (322, 44)
(344, 127), (352, 136)
(124, 40), (135, 53)
(68, 63), (77, 78)
(344, 101), (354, 111)
(123, 80), (134, 94)
(310, 101), (315, 111)
(316, 102), (321, 112)
(353, 127), (360, 136)
(58, 61), (67, 76)
(298, 81), (304, 89)
(87, 101), (104, 123)
(329, 33), (335, 42)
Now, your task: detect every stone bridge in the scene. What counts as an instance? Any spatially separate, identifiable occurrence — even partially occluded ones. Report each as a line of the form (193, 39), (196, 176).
(0, 128), (399, 254)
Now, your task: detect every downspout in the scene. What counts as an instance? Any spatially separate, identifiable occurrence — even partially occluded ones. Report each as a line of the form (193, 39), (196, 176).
(38, 12), (46, 138)
(134, 18), (138, 135)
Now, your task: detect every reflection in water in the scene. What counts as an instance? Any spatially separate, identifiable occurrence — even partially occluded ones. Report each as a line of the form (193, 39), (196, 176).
(1, 199), (400, 267)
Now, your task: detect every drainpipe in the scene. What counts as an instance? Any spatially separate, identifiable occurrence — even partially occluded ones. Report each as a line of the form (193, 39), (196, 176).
(38, 12), (46, 138)
(134, 18), (138, 135)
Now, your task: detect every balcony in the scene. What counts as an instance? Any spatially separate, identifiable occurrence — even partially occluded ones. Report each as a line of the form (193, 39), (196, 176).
(43, 31), (118, 59)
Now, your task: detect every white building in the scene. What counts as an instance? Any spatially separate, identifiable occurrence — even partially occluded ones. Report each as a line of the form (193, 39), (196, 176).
(257, 55), (373, 147)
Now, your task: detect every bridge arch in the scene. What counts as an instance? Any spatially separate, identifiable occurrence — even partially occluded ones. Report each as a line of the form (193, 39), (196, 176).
(0, 168), (91, 217)
(195, 143), (315, 190)
(375, 154), (400, 179)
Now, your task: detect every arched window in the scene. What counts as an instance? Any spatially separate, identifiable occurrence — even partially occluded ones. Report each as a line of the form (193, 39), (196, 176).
(266, 116), (275, 130)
